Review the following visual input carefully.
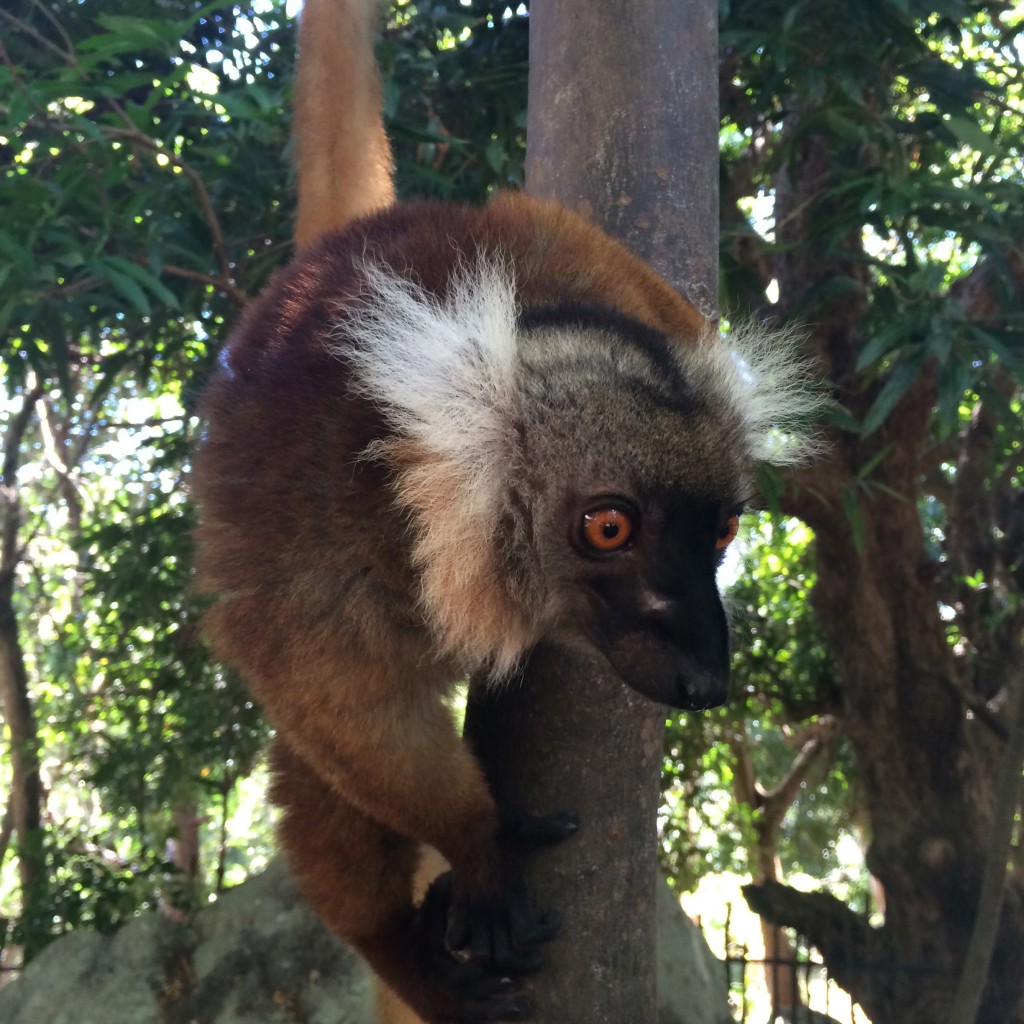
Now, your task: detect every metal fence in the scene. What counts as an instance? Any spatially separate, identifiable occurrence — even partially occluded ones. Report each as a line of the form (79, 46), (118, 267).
(722, 911), (871, 1024)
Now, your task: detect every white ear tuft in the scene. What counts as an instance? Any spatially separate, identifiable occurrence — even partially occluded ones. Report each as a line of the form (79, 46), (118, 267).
(329, 255), (535, 673)
(331, 254), (520, 468)
(693, 321), (825, 467)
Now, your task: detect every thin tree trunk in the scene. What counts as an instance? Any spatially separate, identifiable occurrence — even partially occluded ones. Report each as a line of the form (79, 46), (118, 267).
(464, 1), (718, 1019)
(749, 113), (1024, 1024)
(729, 725), (800, 1012)
(0, 387), (47, 953)
(732, 716), (840, 1014)
(948, 676), (1024, 1024)
(0, 623), (43, 890)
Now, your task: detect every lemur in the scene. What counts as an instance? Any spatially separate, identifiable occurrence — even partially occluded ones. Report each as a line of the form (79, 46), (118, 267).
(192, 1), (817, 1020)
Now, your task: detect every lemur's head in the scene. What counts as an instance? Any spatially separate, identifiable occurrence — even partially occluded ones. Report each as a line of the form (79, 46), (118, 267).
(339, 257), (819, 708)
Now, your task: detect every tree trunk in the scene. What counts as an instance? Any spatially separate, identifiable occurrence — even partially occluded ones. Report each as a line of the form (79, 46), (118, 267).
(0, 388), (47, 955)
(0, 608), (44, 908)
(463, 1), (717, 1019)
(744, 119), (1024, 1024)
(730, 719), (840, 1015)
(524, 0), (718, 319)
(466, 648), (665, 1022)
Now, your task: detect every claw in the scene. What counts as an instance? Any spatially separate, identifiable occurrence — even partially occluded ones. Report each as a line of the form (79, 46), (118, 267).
(409, 811), (580, 1022)
(502, 811), (579, 849)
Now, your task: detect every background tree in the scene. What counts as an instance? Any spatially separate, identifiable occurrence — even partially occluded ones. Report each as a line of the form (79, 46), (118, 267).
(0, 0), (292, 950)
(0, 3), (1021, 1022)
(716, 2), (1024, 1021)
(465, 0), (718, 1020)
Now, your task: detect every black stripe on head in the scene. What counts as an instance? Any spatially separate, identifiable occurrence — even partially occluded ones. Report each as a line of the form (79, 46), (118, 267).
(518, 302), (699, 411)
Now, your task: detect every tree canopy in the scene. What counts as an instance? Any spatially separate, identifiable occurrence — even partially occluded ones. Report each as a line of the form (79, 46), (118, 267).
(1, 1), (1022, 1020)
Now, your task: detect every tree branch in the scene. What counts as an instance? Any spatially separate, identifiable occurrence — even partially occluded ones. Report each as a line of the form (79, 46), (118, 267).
(32, 384), (84, 535)
(759, 716), (841, 836)
(0, 386), (47, 929)
(0, 7), (75, 65)
(101, 124), (235, 290)
(157, 262), (247, 306)
(725, 718), (760, 810)
(948, 670), (1024, 1024)
(1, 386), (45, 582)
(743, 880), (886, 1020)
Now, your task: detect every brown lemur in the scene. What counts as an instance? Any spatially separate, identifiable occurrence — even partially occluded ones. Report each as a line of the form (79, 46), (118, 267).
(192, 1), (819, 1022)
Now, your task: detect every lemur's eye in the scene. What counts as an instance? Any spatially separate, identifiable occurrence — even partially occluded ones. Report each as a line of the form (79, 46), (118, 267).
(581, 507), (634, 552)
(716, 515), (740, 551)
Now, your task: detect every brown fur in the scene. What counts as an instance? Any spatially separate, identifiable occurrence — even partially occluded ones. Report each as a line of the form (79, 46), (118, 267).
(192, 2), (741, 1022)
(293, 0), (394, 248)
(483, 192), (706, 341)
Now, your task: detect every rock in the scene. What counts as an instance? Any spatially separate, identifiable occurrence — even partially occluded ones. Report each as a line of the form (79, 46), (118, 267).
(0, 860), (371, 1024)
(0, 862), (729, 1024)
(657, 876), (733, 1024)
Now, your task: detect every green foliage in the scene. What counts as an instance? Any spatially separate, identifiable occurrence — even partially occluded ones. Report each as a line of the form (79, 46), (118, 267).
(720, 0), (1024, 665)
(382, 1), (529, 199)
(0, 0), (294, 946)
(0, 0), (534, 954)
(721, 0), (1024, 426)
(661, 516), (861, 893)
(0, 0), (295, 394)
(1, 0), (1021, 981)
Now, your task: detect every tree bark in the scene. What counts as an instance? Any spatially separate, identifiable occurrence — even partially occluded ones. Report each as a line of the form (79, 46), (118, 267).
(747, 111), (1024, 1024)
(464, 1), (717, 1020)
(730, 717), (840, 1014)
(0, 387), (47, 954)
(524, 0), (718, 317)
(466, 648), (665, 1022)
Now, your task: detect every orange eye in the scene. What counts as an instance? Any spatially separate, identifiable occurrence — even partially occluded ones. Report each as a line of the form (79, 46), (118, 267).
(582, 507), (634, 552)
(716, 515), (740, 551)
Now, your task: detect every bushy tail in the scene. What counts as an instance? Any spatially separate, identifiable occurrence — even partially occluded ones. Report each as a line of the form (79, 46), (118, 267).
(293, 0), (395, 250)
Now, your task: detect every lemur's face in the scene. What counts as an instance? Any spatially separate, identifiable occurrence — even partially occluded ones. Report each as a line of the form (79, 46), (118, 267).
(504, 316), (752, 709)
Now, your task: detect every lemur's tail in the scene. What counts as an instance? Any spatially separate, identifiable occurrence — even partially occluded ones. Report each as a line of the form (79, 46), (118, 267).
(293, 0), (395, 250)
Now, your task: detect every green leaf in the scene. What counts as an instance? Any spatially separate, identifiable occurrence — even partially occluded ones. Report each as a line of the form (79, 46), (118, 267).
(0, 296), (19, 347)
(968, 326), (1024, 369)
(843, 489), (866, 555)
(104, 257), (180, 310)
(821, 400), (861, 433)
(860, 358), (921, 436)
(808, 274), (864, 310)
(484, 138), (506, 174)
(943, 116), (997, 156)
(94, 15), (185, 48)
(856, 444), (893, 482)
(935, 359), (971, 430)
(855, 322), (912, 371)
(90, 259), (151, 317)
(925, 324), (952, 364)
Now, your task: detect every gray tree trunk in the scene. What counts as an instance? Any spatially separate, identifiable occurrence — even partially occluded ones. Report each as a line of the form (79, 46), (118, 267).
(0, 387), (46, 954)
(464, 2), (718, 1020)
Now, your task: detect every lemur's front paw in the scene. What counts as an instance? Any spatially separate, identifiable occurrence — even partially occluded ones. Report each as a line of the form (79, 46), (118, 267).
(445, 810), (577, 972)
(409, 874), (529, 1022)
(415, 811), (578, 1021)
